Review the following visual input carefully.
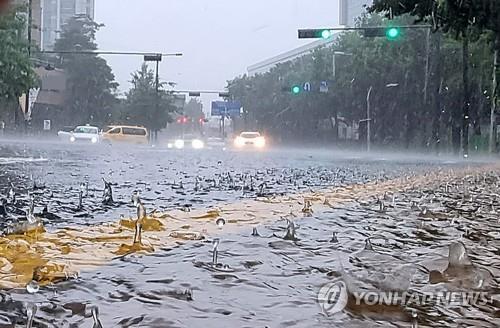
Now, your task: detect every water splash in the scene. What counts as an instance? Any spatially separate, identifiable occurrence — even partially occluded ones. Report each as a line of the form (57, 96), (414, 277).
(26, 281), (40, 294)
(102, 178), (113, 205)
(283, 219), (298, 241)
(91, 305), (103, 328)
(25, 303), (37, 328)
(330, 231), (338, 243)
(216, 217), (226, 228)
(212, 238), (220, 266)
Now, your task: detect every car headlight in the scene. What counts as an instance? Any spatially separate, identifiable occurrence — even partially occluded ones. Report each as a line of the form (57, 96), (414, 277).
(255, 137), (266, 148)
(174, 139), (185, 149)
(234, 137), (245, 147)
(192, 139), (204, 149)
(167, 143), (174, 149)
(91, 137), (98, 144)
(70, 136), (76, 142)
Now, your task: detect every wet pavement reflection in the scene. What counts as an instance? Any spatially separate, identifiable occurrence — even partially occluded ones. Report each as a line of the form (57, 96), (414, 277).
(0, 140), (499, 327)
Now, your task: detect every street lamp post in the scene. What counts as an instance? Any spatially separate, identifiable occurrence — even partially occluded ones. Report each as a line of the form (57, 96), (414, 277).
(19, 0), (33, 132)
(363, 83), (399, 152)
(366, 86), (373, 152)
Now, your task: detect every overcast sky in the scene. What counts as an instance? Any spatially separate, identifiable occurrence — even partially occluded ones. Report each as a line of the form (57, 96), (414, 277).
(95, 0), (340, 107)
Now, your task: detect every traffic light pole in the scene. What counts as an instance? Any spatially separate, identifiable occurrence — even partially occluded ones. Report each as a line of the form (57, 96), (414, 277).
(37, 50), (183, 57)
(298, 24), (432, 39)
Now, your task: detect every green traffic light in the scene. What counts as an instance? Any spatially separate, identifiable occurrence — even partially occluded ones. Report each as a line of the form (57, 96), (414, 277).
(321, 29), (332, 39)
(386, 27), (400, 40)
(291, 85), (301, 95)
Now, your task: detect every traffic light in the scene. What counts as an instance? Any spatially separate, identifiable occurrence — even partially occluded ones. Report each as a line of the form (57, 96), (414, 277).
(298, 29), (333, 39)
(291, 85), (301, 95)
(363, 27), (401, 40)
(320, 29), (332, 39)
(385, 27), (401, 40)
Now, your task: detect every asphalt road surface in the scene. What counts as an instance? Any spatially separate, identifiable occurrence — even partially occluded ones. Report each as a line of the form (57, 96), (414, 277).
(0, 139), (498, 327)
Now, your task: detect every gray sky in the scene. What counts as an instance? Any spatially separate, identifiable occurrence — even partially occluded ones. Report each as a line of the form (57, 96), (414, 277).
(95, 0), (340, 107)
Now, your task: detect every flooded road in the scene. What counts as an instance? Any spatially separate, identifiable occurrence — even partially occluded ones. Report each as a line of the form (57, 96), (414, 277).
(0, 140), (499, 327)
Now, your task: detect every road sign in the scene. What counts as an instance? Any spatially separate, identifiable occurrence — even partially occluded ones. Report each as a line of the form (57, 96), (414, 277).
(211, 101), (242, 116)
(144, 54), (162, 62)
(320, 81), (329, 93)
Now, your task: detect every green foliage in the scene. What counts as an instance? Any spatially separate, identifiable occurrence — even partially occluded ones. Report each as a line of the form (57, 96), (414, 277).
(120, 63), (176, 131)
(54, 16), (118, 125)
(370, 0), (500, 153)
(0, 5), (37, 103)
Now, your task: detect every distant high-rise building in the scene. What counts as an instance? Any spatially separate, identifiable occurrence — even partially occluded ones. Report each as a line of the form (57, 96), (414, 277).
(339, 0), (373, 27)
(41, 0), (95, 50)
(13, 0), (42, 46)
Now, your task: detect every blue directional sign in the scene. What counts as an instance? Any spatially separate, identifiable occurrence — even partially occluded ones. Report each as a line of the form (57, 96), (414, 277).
(211, 101), (242, 116)
(320, 81), (329, 93)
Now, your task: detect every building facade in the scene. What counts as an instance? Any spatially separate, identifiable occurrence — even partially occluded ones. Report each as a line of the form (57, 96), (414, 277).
(41, 0), (95, 50)
(13, 0), (42, 46)
(339, 0), (373, 27)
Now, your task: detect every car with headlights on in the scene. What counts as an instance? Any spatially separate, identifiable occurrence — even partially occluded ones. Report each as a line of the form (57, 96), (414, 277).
(57, 126), (76, 141)
(233, 132), (266, 149)
(167, 134), (205, 150)
(69, 125), (100, 144)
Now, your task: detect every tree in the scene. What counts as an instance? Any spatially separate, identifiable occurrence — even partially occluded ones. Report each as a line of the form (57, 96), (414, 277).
(183, 98), (204, 120)
(54, 15), (118, 126)
(473, 1), (500, 153)
(370, 1), (500, 154)
(0, 4), (38, 124)
(122, 63), (176, 139)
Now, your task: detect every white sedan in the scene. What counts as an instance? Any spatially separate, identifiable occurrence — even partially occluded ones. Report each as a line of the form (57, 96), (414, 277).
(69, 125), (100, 144)
(234, 132), (266, 149)
(57, 126), (76, 141)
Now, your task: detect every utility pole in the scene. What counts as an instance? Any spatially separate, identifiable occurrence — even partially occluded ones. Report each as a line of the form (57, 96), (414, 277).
(489, 46), (499, 154)
(462, 32), (470, 158)
(155, 59), (160, 143)
(144, 54), (163, 143)
(221, 105), (227, 141)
